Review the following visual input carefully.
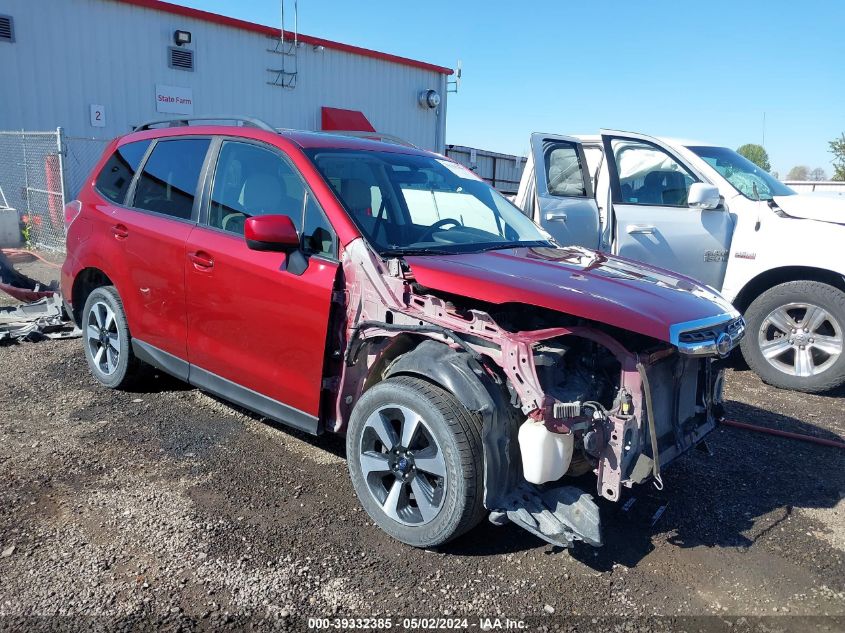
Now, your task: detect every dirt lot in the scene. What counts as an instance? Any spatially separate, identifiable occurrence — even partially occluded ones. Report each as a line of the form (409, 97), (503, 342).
(0, 258), (844, 632)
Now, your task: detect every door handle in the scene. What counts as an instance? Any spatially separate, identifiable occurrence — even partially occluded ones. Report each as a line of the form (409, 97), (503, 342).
(111, 224), (128, 240)
(188, 251), (214, 270)
(544, 212), (568, 222)
(626, 224), (656, 235)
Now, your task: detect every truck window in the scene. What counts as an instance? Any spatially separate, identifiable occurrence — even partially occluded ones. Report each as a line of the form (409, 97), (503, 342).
(611, 139), (695, 207)
(582, 146), (604, 192)
(546, 145), (587, 197)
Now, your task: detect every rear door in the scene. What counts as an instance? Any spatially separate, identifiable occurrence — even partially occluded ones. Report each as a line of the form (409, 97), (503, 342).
(527, 133), (601, 248)
(96, 136), (211, 369)
(601, 130), (733, 288)
(184, 137), (339, 433)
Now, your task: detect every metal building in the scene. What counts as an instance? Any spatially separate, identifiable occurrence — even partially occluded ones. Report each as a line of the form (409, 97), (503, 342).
(0, 0), (452, 248)
(445, 145), (527, 196)
(0, 0), (451, 148)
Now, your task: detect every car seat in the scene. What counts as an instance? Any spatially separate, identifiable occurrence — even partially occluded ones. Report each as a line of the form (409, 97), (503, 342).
(635, 171), (666, 204)
(661, 171), (688, 205)
(227, 173), (301, 234)
(340, 178), (391, 245)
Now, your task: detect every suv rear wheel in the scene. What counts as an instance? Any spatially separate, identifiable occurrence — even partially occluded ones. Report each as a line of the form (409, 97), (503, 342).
(346, 376), (485, 548)
(82, 286), (142, 389)
(741, 280), (845, 393)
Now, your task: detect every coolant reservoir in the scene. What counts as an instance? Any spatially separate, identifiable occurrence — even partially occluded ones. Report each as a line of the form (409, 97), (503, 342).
(518, 420), (574, 485)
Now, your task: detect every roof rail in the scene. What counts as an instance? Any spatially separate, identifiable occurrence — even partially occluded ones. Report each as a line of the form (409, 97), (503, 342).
(132, 116), (276, 133)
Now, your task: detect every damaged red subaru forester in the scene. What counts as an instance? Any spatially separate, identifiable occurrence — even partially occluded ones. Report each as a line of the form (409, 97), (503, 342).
(62, 118), (744, 549)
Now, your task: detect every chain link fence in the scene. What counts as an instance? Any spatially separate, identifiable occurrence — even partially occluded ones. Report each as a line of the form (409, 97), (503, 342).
(0, 131), (65, 251)
(63, 135), (111, 201)
(0, 130), (110, 253)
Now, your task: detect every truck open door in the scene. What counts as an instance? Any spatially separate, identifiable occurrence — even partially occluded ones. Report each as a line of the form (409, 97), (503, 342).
(520, 133), (601, 249)
(600, 129), (734, 289)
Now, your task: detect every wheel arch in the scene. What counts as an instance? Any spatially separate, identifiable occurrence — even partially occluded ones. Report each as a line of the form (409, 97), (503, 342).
(733, 266), (845, 314)
(378, 338), (521, 509)
(70, 267), (114, 327)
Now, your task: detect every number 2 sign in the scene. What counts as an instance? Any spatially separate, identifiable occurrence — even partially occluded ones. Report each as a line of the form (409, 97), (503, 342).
(90, 104), (106, 128)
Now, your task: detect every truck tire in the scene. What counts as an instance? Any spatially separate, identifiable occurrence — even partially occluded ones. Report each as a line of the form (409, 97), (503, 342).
(82, 286), (143, 389)
(741, 280), (845, 393)
(346, 375), (486, 548)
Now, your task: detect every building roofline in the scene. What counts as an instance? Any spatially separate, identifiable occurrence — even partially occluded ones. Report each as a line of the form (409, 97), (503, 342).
(113, 0), (454, 75)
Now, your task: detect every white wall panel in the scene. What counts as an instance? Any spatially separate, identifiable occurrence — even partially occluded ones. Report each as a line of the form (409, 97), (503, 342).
(0, 0), (447, 151)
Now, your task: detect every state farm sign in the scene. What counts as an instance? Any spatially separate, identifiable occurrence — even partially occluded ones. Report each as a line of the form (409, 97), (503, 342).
(155, 84), (194, 115)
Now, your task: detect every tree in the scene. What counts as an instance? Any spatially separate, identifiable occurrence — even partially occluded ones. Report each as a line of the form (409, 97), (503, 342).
(830, 133), (845, 181)
(809, 167), (827, 181)
(737, 144), (771, 171)
(786, 165), (809, 181)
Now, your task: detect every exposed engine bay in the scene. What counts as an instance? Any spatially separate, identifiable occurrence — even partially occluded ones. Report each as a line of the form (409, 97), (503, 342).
(333, 238), (731, 548)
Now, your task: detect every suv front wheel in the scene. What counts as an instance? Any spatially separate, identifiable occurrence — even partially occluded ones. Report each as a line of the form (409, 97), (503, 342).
(346, 376), (486, 548)
(82, 286), (142, 389)
(741, 280), (845, 393)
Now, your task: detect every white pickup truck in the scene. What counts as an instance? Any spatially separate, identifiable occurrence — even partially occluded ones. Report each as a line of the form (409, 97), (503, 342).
(515, 130), (845, 393)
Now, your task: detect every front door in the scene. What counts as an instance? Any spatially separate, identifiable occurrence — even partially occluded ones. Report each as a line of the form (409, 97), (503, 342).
(184, 138), (339, 432)
(601, 130), (733, 288)
(527, 133), (601, 249)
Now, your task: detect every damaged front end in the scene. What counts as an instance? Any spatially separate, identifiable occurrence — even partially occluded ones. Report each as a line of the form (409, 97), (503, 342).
(333, 238), (744, 548)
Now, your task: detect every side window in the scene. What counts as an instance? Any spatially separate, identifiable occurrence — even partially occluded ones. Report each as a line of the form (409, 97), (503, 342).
(95, 140), (151, 204)
(582, 146), (604, 193)
(611, 139), (695, 207)
(209, 141), (305, 235)
(133, 138), (210, 219)
(545, 144), (587, 197)
(301, 192), (336, 257)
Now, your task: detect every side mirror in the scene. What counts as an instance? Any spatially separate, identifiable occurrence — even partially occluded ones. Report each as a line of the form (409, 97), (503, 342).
(244, 214), (300, 252)
(688, 182), (722, 210)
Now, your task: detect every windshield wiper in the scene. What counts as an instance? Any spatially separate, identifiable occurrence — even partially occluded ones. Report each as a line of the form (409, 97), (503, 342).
(473, 241), (553, 252)
(380, 247), (455, 257)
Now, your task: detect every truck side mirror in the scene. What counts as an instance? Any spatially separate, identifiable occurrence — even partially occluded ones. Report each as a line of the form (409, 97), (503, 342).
(688, 183), (722, 210)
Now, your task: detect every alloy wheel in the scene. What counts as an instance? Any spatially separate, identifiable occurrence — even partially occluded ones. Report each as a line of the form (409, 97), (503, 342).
(86, 300), (121, 376)
(757, 302), (843, 377)
(358, 404), (447, 526)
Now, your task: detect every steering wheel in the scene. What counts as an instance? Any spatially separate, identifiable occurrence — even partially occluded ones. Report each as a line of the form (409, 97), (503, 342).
(416, 218), (462, 243)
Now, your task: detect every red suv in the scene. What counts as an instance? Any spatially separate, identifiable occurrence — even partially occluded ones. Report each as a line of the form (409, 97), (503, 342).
(62, 117), (744, 549)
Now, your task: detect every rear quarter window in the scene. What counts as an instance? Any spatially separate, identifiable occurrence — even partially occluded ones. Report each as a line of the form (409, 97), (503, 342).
(95, 140), (151, 204)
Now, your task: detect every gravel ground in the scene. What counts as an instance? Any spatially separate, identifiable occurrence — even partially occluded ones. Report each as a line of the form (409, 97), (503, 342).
(0, 257), (844, 632)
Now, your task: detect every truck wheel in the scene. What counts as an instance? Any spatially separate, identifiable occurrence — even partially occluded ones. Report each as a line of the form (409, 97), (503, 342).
(741, 281), (845, 393)
(346, 376), (485, 548)
(82, 286), (142, 389)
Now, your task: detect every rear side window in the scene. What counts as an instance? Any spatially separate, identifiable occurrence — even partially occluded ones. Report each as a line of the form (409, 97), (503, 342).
(95, 140), (151, 204)
(132, 138), (210, 219)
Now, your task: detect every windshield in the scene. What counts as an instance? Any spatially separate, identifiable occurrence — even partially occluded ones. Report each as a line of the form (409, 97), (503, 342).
(305, 149), (553, 255)
(687, 145), (795, 200)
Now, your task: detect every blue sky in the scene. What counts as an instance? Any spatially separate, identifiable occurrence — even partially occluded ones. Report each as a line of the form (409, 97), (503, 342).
(181, 0), (843, 177)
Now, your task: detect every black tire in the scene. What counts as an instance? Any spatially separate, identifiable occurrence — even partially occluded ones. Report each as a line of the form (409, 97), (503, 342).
(741, 280), (845, 393)
(81, 286), (142, 389)
(346, 375), (486, 548)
